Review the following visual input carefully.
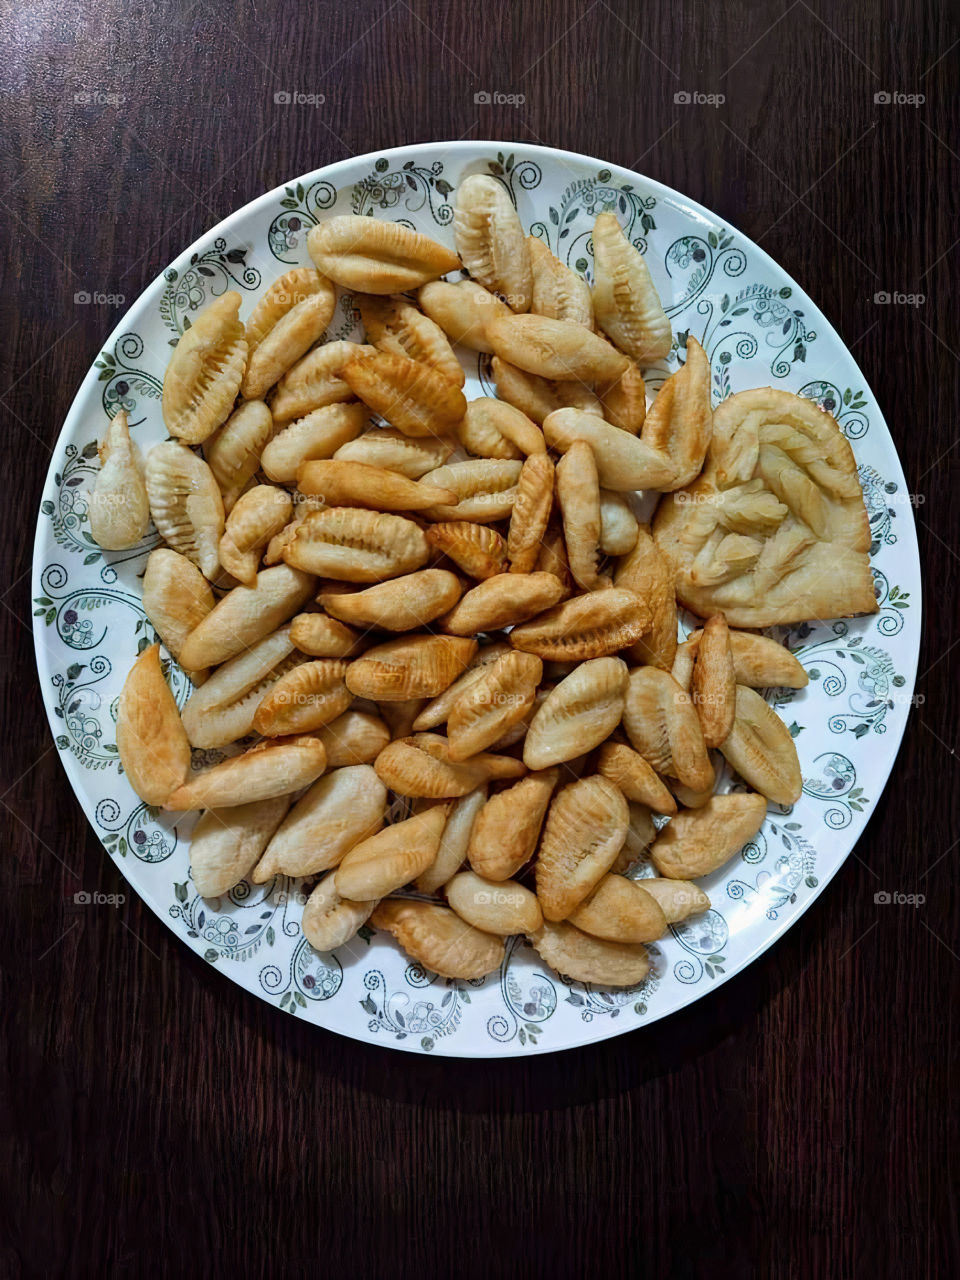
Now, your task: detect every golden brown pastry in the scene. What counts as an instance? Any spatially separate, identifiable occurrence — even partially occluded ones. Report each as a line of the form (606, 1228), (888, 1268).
(653, 388), (877, 626)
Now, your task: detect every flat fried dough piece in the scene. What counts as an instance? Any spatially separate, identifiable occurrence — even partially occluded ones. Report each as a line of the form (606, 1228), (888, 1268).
(218, 485), (294, 586)
(144, 441), (224, 580)
(445, 870), (543, 936)
(356, 293), (465, 386)
(345, 635), (477, 702)
(690, 613), (736, 749)
(371, 899), (505, 980)
(507, 453), (556, 575)
(719, 685), (803, 806)
(591, 212), (671, 364)
(319, 569), (462, 631)
(242, 272), (336, 400)
(373, 734), (525, 799)
(510, 588), (651, 661)
(178, 565), (316, 670)
(252, 659), (352, 736)
(88, 410), (150, 550)
(530, 920), (650, 987)
(535, 775), (630, 921)
(335, 806), (447, 899)
(289, 612), (363, 658)
(180, 627), (299, 748)
(441, 572), (566, 635)
(301, 872), (379, 952)
(650, 792), (767, 879)
(677, 628), (809, 690)
(314, 710), (391, 766)
(640, 336), (712, 490)
(334, 428), (454, 479)
(418, 279), (512, 353)
(485, 315), (630, 384)
(343, 350), (467, 439)
(652, 388), (877, 627)
(543, 408), (676, 491)
(598, 491), (639, 557)
(598, 361), (646, 434)
(613, 524), (678, 671)
(260, 403), (368, 486)
(622, 666), (714, 793)
(115, 643), (192, 805)
(426, 522), (508, 580)
(595, 741), (677, 814)
(457, 397), (544, 460)
(190, 796), (291, 898)
(415, 787), (487, 894)
(453, 174), (533, 311)
(162, 292), (246, 444)
(419, 459), (522, 523)
(205, 399), (275, 512)
(637, 877), (710, 923)
(270, 340), (375, 424)
(467, 770), (558, 881)
(568, 875), (668, 944)
(555, 441), (609, 591)
(164, 736), (327, 810)
(307, 216), (460, 292)
(522, 657), (628, 770)
(412, 642), (513, 731)
(296, 459), (456, 511)
(527, 235), (593, 327)
(282, 507), (430, 582)
(447, 651), (542, 760)
(141, 549), (215, 683)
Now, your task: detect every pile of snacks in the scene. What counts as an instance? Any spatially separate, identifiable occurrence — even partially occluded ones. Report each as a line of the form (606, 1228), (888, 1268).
(90, 175), (875, 987)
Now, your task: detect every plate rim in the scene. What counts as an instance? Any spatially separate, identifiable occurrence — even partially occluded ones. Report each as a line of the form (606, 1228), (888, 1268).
(32, 139), (922, 1057)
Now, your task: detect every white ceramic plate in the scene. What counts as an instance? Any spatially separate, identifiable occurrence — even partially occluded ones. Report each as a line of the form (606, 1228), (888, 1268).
(33, 141), (920, 1056)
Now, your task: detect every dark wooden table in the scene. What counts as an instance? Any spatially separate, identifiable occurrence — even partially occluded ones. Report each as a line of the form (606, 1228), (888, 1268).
(1, 1), (957, 1274)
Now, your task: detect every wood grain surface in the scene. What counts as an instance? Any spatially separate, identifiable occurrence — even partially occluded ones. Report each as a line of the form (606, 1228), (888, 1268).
(1, 1), (957, 1275)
